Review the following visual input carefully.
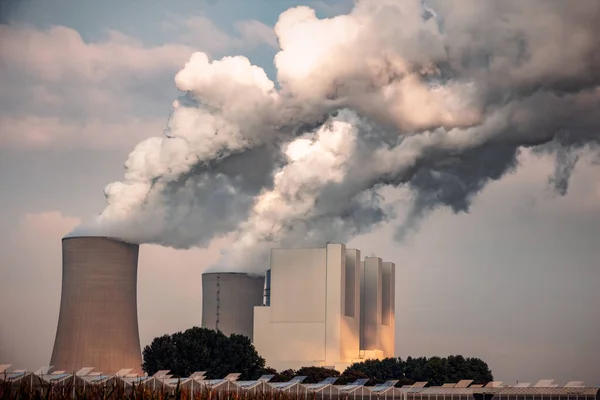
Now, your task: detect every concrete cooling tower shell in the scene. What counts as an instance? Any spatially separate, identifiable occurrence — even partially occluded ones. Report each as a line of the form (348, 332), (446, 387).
(50, 237), (142, 374)
(202, 272), (265, 340)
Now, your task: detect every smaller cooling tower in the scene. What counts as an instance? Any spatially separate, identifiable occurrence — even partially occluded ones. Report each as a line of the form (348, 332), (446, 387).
(50, 237), (142, 374)
(201, 272), (265, 340)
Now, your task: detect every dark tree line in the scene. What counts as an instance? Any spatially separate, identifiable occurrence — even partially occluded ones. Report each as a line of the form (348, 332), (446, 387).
(143, 328), (493, 385)
(345, 356), (493, 386)
(266, 357), (492, 386)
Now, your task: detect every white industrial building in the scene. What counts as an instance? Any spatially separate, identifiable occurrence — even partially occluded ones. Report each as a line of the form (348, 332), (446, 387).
(253, 243), (395, 372)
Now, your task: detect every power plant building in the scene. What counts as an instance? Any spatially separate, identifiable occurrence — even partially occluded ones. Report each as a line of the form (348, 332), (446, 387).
(252, 243), (395, 371)
(50, 237), (143, 374)
(201, 272), (265, 340)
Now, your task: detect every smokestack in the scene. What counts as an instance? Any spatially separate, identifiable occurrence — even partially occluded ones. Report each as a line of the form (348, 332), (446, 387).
(50, 237), (142, 374)
(201, 272), (264, 340)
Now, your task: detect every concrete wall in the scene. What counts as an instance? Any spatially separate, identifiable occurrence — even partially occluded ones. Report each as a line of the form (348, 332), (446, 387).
(202, 273), (264, 340)
(341, 248), (361, 363)
(360, 257), (382, 351)
(380, 262), (395, 357)
(50, 237), (142, 374)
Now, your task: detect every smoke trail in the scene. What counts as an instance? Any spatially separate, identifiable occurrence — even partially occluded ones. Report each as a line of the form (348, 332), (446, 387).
(72, 0), (600, 273)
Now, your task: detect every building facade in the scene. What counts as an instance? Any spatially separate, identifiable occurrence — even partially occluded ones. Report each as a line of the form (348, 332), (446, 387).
(253, 243), (395, 371)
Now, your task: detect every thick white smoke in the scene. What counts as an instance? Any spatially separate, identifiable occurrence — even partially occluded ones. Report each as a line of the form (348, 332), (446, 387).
(71, 0), (600, 273)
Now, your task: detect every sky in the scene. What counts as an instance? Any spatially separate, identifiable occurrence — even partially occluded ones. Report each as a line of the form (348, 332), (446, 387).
(0, 0), (599, 385)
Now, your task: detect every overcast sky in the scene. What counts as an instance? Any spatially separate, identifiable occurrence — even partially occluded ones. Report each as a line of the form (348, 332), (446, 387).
(0, 0), (599, 385)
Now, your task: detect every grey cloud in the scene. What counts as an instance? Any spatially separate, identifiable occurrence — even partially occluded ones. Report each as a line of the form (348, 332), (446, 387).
(70, 0), (600, 276)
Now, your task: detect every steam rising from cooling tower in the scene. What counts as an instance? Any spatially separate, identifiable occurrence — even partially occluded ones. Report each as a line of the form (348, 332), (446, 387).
(71, 0), (600, 273)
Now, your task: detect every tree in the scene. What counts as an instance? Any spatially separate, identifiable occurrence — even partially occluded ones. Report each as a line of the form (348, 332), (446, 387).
(269, 369), (296, 383)
(142, 327), (265, 379)
(294, 367), (340, 383)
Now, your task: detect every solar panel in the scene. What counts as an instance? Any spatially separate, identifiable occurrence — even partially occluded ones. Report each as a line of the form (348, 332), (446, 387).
(514, 383), (531, 388)
(34, 366), (52, 375)
(370, 383), (398, 393)
(270, 382), (295, 390)
(339, 385), (362, 392)
(442, 383), (456, 388)
(321, 377), (339, 384)
(370, 387), (388, 393)
(350, 378), (369, 386)
(0, 365), (11, 373)
(565, 381), (585, 388)
(225, 373), (241, 381)
(116, 369), (133, 377)
(304, 383), (330, 391)
(485, 381), (504, 388)
(48, 374), (71, 381)
(534, 380), (555, 388)
(190, 371), (207, 379)
(88, 375), (110, 383)
(237, 381), (261, 389)
(259, 374), (275, 382)
(412, 382), (428, 388)
(3, 372), (25, 381)
(470, 384), (484, 388)
(455, 380), (474, 388)
(153, 370), (171, 379)
(291, 376), (308, 383)
(76, 367), (95, 376)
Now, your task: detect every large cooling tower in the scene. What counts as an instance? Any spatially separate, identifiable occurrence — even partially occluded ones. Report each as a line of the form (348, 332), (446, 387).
(50, 237), (142, 374)
(202, 272), (265, 340)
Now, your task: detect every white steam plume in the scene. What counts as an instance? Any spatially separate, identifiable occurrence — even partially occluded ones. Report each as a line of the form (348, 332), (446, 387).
(70, 0), (600, 273)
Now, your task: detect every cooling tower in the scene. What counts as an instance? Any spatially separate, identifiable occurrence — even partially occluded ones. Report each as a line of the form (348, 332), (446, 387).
(202, 272), (265, 340)
(50, 237), (142, 374)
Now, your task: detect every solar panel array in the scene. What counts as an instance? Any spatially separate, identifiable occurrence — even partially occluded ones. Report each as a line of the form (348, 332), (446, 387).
(1, 366), (598, 400)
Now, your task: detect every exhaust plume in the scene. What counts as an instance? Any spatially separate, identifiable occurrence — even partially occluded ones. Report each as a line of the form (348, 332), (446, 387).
(71, 0), (600, 273)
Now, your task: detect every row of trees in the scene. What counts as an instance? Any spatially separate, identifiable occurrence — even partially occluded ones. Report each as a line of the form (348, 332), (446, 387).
(142, 328), (493, 386)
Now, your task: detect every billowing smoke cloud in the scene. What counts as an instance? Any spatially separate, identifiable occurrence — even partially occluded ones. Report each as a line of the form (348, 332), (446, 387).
(71, 0), (600, 273)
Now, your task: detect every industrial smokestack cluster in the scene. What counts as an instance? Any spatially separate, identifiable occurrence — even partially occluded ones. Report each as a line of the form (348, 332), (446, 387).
(50, 237), (142, 374)
(201, 272), (265, 340)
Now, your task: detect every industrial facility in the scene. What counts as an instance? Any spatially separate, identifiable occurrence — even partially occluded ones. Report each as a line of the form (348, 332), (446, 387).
(201, 243), (396, 372)
(48, 238), (393, 375)
(50, 237), (143, 375)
